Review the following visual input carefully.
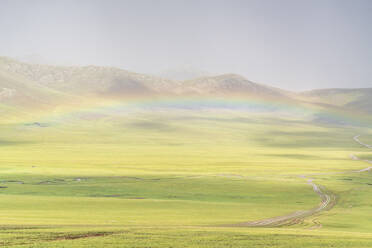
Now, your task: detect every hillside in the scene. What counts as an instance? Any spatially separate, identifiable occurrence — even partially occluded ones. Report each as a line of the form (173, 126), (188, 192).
(300, 88), (372, 114)
(0, 57), (178, 97)
(177, 74), (292, 98)
(0, 56), (371, 118)
(0, 57), (291, 100)
(0, 65), (72, 110)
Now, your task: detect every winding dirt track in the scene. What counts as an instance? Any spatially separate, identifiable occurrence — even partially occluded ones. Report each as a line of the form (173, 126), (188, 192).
(354, 135), (372, 149)
(223, 135), (372, 228)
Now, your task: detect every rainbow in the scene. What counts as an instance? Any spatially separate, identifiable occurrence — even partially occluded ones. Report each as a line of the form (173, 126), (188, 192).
(23, 94), (370, 127)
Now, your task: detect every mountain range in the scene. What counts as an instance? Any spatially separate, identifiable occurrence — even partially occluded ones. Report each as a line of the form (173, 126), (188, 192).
(0, 56), (371, 117)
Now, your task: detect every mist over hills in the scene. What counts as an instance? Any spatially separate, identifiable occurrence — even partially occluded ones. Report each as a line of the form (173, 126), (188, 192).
(300, 88), (372, 114)
(0, 56), (371, 117)
(157, 66), (211, 81)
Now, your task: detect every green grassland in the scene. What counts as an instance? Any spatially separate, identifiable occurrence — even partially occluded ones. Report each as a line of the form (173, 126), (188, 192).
(0, 108), (372, 247)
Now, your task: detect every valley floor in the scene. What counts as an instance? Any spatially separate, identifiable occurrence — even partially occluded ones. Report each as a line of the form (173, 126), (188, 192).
(1, 111), (372, 247)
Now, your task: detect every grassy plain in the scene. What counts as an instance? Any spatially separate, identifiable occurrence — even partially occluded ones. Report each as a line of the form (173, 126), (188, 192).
(0, 108), (371, 247)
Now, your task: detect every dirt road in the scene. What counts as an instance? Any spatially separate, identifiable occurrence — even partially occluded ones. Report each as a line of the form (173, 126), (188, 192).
(226, 176), (335, 227)
(224, 135), (372, 228)
(354, 135), (372, 149)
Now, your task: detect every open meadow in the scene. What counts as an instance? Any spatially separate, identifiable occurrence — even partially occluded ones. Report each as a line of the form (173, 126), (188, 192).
(1, 103), (372, 247)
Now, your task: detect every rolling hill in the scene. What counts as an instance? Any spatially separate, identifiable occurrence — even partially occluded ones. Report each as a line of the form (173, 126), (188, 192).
(0, 56), (371, 119)
(0, 57), (291, 99)
(300, 88), (372, 114)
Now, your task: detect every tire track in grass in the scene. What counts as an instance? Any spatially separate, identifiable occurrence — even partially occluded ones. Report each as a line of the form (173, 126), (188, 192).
(223, 135), (372, 228)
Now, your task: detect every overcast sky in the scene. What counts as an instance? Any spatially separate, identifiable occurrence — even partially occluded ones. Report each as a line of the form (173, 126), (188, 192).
(0, 0), (371, 90)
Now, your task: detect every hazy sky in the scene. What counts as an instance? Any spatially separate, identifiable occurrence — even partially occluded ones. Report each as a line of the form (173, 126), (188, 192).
(1, 0), (371, 90)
